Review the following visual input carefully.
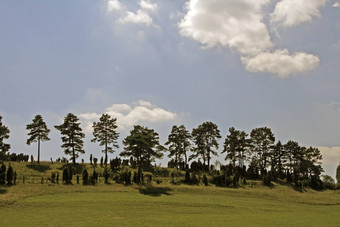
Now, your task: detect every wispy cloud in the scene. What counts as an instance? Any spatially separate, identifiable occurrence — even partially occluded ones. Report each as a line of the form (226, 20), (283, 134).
(332, 2), (340, 8)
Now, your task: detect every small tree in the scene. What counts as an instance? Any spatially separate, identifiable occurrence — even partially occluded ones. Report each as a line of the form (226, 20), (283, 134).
(26, 115), (50, 165)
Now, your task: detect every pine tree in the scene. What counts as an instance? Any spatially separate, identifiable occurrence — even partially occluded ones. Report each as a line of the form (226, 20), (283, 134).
(26, 115), (50, 165)
(222, 127), (249, 171)
(120, 125), (164, 171)
(55, 113), (85, 165)
(91, 114), (119, 167)
(0, 116), (11, 159)
(165, 125), (191, 169)
(191, 122), (221, 170)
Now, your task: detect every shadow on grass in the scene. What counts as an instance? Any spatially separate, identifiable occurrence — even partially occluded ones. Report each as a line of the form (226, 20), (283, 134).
(58, 163), (84, 174)
(0, 188), (7, 194)
(26, 164), (51, 173)
(138, 186), (173, 197)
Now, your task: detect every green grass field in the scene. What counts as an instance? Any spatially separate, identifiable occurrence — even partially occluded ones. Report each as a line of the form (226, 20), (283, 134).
(1, 162), (340, 226)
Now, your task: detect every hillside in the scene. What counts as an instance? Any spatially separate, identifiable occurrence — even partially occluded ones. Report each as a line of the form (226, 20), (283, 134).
(1, 162), (340, 226)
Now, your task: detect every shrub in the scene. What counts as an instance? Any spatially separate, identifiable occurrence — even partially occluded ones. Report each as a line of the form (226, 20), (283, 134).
(322, 175), (335, 190)
(262, 173), (272, 186)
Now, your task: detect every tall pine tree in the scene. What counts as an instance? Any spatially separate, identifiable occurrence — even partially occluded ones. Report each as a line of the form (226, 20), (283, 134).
(120, 125), (164, 171)
(0, 116), (11, 159)
(55, 113), (85, 165)
(191, 122), (221, 170)
(91, 114), (119, 166)
(26, 115), (50, 165)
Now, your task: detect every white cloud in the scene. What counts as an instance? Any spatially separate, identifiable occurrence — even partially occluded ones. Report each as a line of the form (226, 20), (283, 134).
(333, 2), (340, 7)
(179, 0), (273, 56)
(179, 0), (321, 77)
(118, 10), (153, 26)
(140, 0), (157, 12)
(271, 0), (328, 27)
(107, 0), (122, 12)
(107, 0), (157, 26)
(79, 100), (177, 132)
(241, 49), (320, 78)
(318, 146), (340, 166)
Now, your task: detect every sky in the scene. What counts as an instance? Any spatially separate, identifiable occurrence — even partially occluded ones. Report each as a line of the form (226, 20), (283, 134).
(0, 0), (340, 178)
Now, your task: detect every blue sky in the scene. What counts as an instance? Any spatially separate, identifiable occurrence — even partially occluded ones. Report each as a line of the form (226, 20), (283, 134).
(1, 0), (340, 178)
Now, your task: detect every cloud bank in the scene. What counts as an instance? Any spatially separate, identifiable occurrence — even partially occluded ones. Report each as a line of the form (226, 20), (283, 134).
(179, 0), (323, 77)
(79, 100), (177, 132)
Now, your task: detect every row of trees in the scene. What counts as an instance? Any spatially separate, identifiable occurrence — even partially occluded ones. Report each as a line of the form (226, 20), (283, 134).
(0, 114), (326, 185)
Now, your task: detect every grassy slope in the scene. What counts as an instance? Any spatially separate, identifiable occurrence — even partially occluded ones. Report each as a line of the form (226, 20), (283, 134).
(0, 162), (340, 226)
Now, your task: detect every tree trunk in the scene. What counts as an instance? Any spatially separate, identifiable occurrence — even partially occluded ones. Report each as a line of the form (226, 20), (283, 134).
(38, 138), (40, 165)
(105, 141), (108, 167)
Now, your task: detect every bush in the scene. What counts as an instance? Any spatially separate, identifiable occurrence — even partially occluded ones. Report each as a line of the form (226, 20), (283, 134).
(192, 173), (199, 185)
(322, 175), (336, 190)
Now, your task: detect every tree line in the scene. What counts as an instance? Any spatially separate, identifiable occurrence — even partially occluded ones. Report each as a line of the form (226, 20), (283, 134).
(0, 113), (332, 189)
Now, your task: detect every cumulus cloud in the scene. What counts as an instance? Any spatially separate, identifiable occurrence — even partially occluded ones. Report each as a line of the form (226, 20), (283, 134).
(79, 100), (177, 132)
(107, 0), (122, 12)
(333, 2), (340, 7)
(241, 49), (320, 78)
(118, 10), (153, 25)
(318, 146), (340, 166)
(271, 0), (328, 27)
(107, 0), (157, 26)
(179, 0), (321, 77)
(140, 0), (157, 12)
(179, 0), (272, 56)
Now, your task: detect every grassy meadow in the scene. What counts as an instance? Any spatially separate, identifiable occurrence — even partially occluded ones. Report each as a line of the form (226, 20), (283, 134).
(1, 161), (340, 226)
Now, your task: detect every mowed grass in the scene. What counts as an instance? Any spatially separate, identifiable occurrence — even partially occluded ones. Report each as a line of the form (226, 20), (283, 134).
(1, 162), (340, 226)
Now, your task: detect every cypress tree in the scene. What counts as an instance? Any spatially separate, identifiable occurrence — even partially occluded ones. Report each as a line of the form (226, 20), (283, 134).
(185, 169), (191, 184)
(82, 169), (89, 185)
(103, 167), (109, 184)
(0, 164), (6, 184)
(6, 164), (13, 185)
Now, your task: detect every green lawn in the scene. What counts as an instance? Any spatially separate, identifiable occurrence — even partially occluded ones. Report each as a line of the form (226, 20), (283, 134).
(0, 162), (340, 226)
